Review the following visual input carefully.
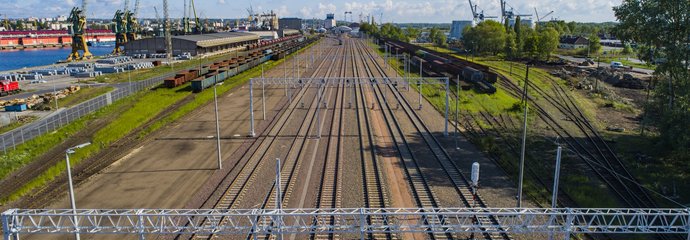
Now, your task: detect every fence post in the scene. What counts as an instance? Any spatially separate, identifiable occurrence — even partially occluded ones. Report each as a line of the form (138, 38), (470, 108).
(2, 209), (11, 240)
(11, 131), (15, 150)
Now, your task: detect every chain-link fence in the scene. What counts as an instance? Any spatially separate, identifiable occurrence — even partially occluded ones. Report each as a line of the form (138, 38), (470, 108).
(0, 74), (173, 154)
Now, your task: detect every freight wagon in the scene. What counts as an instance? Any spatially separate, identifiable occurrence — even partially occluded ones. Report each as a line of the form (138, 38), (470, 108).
(187, 36), (318, 93)
(380, 37), (498, 93)
(0, 80), (21, 96)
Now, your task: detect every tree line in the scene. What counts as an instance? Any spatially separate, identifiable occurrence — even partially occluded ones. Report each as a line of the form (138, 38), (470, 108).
(462, 18), (560, 61)
(614, 0), (690, 161)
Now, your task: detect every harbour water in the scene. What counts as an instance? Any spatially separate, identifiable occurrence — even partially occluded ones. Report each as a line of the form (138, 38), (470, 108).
(0, 46), (113, 72)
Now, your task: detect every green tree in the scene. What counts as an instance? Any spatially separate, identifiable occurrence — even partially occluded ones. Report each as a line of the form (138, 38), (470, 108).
(463, 20), (506, 55)
(614, 0), (690, 159)
(536, 27), (559, 60)
(405, 27), (420, 42)
(587, 33), (602, 56)
(428, 27), (440, 43)
(15, 21), (24, 30)
(434, 32), (448, 48)
(514, 17), (523, 55)
(621, 43), (633, 55)
(504, 29), (517, 59)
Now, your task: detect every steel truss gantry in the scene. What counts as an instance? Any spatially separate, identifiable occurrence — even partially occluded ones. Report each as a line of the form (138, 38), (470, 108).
(3, 208), (689, 240)
(252, 77), (447, 86)
(247, 77), (451, 138)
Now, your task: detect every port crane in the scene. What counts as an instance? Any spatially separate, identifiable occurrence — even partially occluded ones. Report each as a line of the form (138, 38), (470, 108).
(112, 0), (139, 54)
(499, 0), (531, 25)
(112, 10), (128, 54)
(66, 0), (92, 61)
(125, 0), (140, 41)
(183, 0), (202, 34)
(468, 0), (497, 25)
(534, 7), (554, 23)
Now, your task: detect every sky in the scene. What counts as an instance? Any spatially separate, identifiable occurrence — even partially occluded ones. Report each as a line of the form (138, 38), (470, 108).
(0, 0), (621, 23)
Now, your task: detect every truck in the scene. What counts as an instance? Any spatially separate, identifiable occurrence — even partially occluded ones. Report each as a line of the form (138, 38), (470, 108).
(0, 80), (20, 96)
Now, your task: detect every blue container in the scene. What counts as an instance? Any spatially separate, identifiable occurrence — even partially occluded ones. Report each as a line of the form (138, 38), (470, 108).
(5, 104), (27, 112)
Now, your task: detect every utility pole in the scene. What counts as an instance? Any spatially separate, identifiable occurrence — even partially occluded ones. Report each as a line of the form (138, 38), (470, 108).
(214, 83), (223, 170)
(517, 64), (530, 208)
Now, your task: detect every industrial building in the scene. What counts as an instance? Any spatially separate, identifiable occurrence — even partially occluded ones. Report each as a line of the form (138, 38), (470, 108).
(449, 20), (473, 40)
(325, 14), (336, 29)
(124, 32), (259, 56)
(279, 18), (302, 30)
(509, 18), (535, 28)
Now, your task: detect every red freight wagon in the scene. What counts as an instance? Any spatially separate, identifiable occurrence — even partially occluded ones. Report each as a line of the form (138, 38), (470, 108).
(0, 81), (20, 96)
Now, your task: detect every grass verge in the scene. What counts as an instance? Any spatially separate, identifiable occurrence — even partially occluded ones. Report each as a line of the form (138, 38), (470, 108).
(58, 86), (114, 108)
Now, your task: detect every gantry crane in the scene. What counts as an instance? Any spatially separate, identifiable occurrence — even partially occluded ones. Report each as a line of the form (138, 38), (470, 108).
(468, 0), (497, 25)
(66, 1), (93, 61)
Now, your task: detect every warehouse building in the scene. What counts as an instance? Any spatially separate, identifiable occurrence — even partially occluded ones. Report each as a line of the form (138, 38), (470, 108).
(124, 32), (259, 56)
(449, 20), (473, 40)
(279, 18), (302, 30)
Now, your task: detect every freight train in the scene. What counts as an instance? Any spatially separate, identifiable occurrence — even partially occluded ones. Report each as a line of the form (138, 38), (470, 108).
(379, 38), (498, 94)
(163, 36), (318, 93)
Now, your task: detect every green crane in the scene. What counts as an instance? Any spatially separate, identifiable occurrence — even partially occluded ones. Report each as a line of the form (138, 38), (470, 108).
(112, 10), (128, 54)
(67, 6), (93, 61)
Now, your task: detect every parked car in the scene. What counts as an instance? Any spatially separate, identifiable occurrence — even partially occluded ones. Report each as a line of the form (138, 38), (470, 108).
(610, 61), (625, 69)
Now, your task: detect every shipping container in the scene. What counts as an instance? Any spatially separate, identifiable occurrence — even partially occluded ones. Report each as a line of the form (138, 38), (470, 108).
(5, 104), (27, 112)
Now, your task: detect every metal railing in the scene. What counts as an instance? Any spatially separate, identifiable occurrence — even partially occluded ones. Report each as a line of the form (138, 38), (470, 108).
(2, 208), (689, 240)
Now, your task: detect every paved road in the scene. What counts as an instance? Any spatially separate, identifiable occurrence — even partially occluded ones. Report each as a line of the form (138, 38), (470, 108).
(555, 54), (655, 75)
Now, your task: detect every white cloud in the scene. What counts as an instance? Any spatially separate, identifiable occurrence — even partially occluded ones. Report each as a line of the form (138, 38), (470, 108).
(218, 0), (226, 4)
(275, 5), (290, 17)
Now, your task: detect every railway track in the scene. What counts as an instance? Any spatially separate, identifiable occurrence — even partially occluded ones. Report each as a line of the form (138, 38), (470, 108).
(308, 39), (350, 240)
(498, 74), (657, 208)
(490, 67), (677, 239)
(355, 39), (511, 240)
(349, 39), (395, 240)
(248, 40), (348, 240)
(186, 40), (341, 240)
